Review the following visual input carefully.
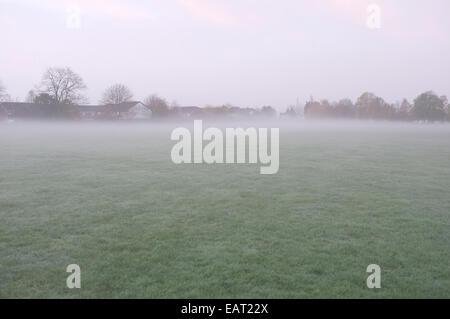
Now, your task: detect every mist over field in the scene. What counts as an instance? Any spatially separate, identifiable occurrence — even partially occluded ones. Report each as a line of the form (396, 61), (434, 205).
(2, 119), (450, 139)
(1, 121), (449, 298)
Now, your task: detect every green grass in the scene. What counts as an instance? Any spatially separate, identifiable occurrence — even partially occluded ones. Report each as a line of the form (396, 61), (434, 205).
(0, 122), (449, 298)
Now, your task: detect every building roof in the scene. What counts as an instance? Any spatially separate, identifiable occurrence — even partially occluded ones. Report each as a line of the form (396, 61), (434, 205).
(0, 101), (151, 116)
(1, 102), (105, 114)
(172, 106), (202, 113)
(228, 107), (255, 114)
(0, 102), (36, 112)
(76, 105), (105, 112)
(104, 101), (148, 112)
(0, 102), (80, 118)
(0, 102), (65, 116)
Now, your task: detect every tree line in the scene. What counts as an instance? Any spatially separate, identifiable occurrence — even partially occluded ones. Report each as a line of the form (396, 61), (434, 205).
(1, 66), (449, 122)
(298, 92), (449, 122)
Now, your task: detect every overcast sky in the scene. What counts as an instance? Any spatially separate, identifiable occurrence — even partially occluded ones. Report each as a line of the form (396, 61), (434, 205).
(1, 0), (449, 109)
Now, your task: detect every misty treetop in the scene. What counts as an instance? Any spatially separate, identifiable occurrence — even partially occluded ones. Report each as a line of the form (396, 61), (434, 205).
(411, 91), (448, 121)
(101, 84), (134, 105)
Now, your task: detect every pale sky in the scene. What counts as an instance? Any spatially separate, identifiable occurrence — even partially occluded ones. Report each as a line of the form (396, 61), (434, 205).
(1, 0), (449, 109)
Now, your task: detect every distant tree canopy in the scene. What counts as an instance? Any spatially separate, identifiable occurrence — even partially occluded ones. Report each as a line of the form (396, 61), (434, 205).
(39, 67), (87, 104)
(333, 99), (355, 118)
(283, 107), (297, 117)
(305, 99), (332, 118)
(304, 99), (354, 118)
(101, 83), (133, 105)
(355, 92), (394, 120)
(411, 91), (447, 121)
(145, 94), (169, 117)
(259, 105), (277, 117)
(393, 98), (412, 120)
(301, 91), (448, 122)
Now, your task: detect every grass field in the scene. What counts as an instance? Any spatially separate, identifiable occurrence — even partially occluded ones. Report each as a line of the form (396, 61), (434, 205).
(0, 121), (449, 298)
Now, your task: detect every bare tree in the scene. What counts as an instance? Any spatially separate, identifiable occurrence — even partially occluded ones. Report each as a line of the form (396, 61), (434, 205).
(100, 84), (133, 105)
(40, 67), (87, 104)
(0, 81), (5, 100)
(25, 90), (37, 103)
(0, 81), (11, 102)
(145, 94), (169, 117)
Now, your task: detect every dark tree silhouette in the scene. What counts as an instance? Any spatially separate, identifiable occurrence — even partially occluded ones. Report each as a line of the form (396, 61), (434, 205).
(411, 91), (447, 121)
(40, 67), (87, 104)
(332, 99), (354, 118)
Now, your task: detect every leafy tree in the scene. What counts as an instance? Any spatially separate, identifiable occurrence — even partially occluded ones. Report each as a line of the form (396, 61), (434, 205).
(304, 99), (333, 118)
(393, 98), (411, 121)
(332, 98), (354, 118)
(440, 95), (449, 121)
(355, 92), (394, 119)
(282, 106), (297, 117)
(411, 91), (446, 121)
(259, 105), (277, 117)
